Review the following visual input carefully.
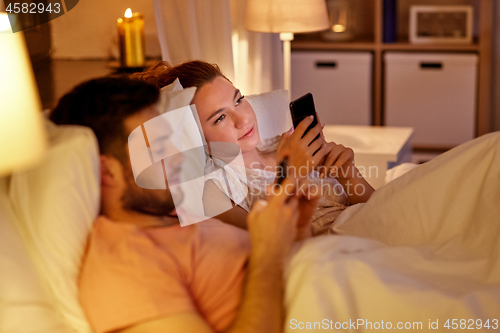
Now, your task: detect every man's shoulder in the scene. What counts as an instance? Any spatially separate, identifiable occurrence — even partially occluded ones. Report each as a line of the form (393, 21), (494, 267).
(80, 216), (201, 333)
(89, 215), (192, 244)
(89, 214), (236, 246)
(81, 215), (200, 286)
(87, 215), (249, 257)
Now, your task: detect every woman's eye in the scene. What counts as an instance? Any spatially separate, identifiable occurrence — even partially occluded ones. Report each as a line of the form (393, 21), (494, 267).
(236, 95), (245, 105)
(214, 114), (226, 124)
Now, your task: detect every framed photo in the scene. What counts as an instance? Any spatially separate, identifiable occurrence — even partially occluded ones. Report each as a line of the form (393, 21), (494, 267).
(409, 5), (473, 44)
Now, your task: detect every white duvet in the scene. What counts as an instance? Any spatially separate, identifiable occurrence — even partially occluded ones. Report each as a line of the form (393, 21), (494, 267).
(284, 132), (500, 332)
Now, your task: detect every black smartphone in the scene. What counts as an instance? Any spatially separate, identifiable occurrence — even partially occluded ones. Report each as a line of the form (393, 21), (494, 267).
(289, 93), (320, 142)
(276, 157), (289, 185)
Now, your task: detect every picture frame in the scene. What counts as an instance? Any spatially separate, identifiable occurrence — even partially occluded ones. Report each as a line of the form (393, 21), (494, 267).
(409, 5), (473, 44)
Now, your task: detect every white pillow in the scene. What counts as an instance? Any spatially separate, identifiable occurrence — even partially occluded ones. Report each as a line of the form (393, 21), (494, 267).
(158, 78), (197, 115)
(0, 177), (71, 333)
(9, 121), (100, 333)
(246, 89), (292, 142)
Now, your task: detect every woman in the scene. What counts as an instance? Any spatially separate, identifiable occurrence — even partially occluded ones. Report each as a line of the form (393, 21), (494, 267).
(134, 60), (375, 235)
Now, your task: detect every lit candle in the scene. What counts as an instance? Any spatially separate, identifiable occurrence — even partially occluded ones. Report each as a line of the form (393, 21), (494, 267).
(117, 8), (145, 68)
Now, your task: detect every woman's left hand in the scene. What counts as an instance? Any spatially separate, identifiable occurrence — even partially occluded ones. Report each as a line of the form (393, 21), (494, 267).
(314, 141), (357, 180)
(313, 138), (376, 204)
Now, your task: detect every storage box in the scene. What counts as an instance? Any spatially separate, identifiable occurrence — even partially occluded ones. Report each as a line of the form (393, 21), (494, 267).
(384, 52), (477, 147)
(291, 51), (372, 126)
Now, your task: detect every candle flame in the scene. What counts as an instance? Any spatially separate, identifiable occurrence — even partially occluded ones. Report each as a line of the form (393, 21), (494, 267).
(124, 8), (132, 18)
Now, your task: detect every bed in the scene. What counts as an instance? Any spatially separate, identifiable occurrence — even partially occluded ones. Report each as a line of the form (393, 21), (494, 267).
(1, 86), (499, 333)
(285, 130), (500, 331)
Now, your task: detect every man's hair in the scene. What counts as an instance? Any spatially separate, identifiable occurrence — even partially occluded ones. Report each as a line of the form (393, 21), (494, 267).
(132, 60), (229, 90)
(50, 76), (159, 163)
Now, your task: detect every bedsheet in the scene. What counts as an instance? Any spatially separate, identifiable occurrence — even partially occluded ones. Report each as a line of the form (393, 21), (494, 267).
(284, 132), (500, 332)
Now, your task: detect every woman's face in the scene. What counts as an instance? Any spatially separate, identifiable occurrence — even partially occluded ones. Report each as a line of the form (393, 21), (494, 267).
(192, 76), (260, 153)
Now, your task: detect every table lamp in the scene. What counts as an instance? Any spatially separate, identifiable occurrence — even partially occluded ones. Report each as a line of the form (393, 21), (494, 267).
(245, 0), (329, 97)
(0, 12), (47, 176)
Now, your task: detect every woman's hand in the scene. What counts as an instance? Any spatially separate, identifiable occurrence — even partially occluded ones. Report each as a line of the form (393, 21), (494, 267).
(276, 119), (374, 204)
(314, 141), (376, 204)
(276, 116), (325, 178)
(315, 142), (358, 180)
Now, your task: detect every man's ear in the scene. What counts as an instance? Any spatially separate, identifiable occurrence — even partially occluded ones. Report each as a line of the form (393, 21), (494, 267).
(100, 155), (123, 187)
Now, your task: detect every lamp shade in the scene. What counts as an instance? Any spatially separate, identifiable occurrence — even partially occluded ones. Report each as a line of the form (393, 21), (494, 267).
(0, 13), (47, 176)
(245, 0), (329, 33)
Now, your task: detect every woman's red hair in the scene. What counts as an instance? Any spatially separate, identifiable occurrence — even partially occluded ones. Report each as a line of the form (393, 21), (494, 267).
(132, 60), (229, 89)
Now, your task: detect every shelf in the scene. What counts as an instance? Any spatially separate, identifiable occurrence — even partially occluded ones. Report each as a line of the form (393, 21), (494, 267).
(381, 42), (480, 52)
(292, 40), (376, 51)
(292, 40), (480, 52)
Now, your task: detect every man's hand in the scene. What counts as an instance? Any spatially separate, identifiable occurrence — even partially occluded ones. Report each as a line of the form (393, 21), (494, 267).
(247, 178), (300, 261)
(295, 178), (321, 240)
(260, 177), (320, 243)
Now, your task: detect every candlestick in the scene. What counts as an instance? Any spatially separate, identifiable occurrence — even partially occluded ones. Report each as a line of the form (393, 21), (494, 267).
(117, 8), (145, 68)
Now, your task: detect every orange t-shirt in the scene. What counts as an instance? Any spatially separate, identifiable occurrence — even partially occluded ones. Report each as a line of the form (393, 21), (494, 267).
(79, 216), (250, 333)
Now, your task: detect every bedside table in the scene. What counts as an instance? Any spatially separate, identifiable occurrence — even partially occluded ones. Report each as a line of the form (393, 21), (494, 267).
(323, 125), (414, 189)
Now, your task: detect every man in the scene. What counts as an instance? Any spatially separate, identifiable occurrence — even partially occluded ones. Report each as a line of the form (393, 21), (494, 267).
(50, 76), (318, 333)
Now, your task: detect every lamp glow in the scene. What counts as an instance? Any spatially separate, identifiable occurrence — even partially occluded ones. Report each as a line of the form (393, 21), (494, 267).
(124, 8), (132, 18)
(332, 24), (346, 32)
(0, 13), (11, 31)
(245, 0), (329, 97)
(0, 13), (47, 176)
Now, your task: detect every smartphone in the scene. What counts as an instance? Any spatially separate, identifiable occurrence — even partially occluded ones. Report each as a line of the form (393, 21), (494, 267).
(289, 93), (320, 142)
(276, 157), (289, 185)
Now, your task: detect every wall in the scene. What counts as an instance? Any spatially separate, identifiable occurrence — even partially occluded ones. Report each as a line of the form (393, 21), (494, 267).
(4, 0), (499, 130)
(50, 0), (161, 59)
(493, 0), (500, 132)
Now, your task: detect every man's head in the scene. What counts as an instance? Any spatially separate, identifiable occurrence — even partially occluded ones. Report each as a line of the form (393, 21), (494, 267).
(50, 76), (159, 165)
(50, 76), (183, 220)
